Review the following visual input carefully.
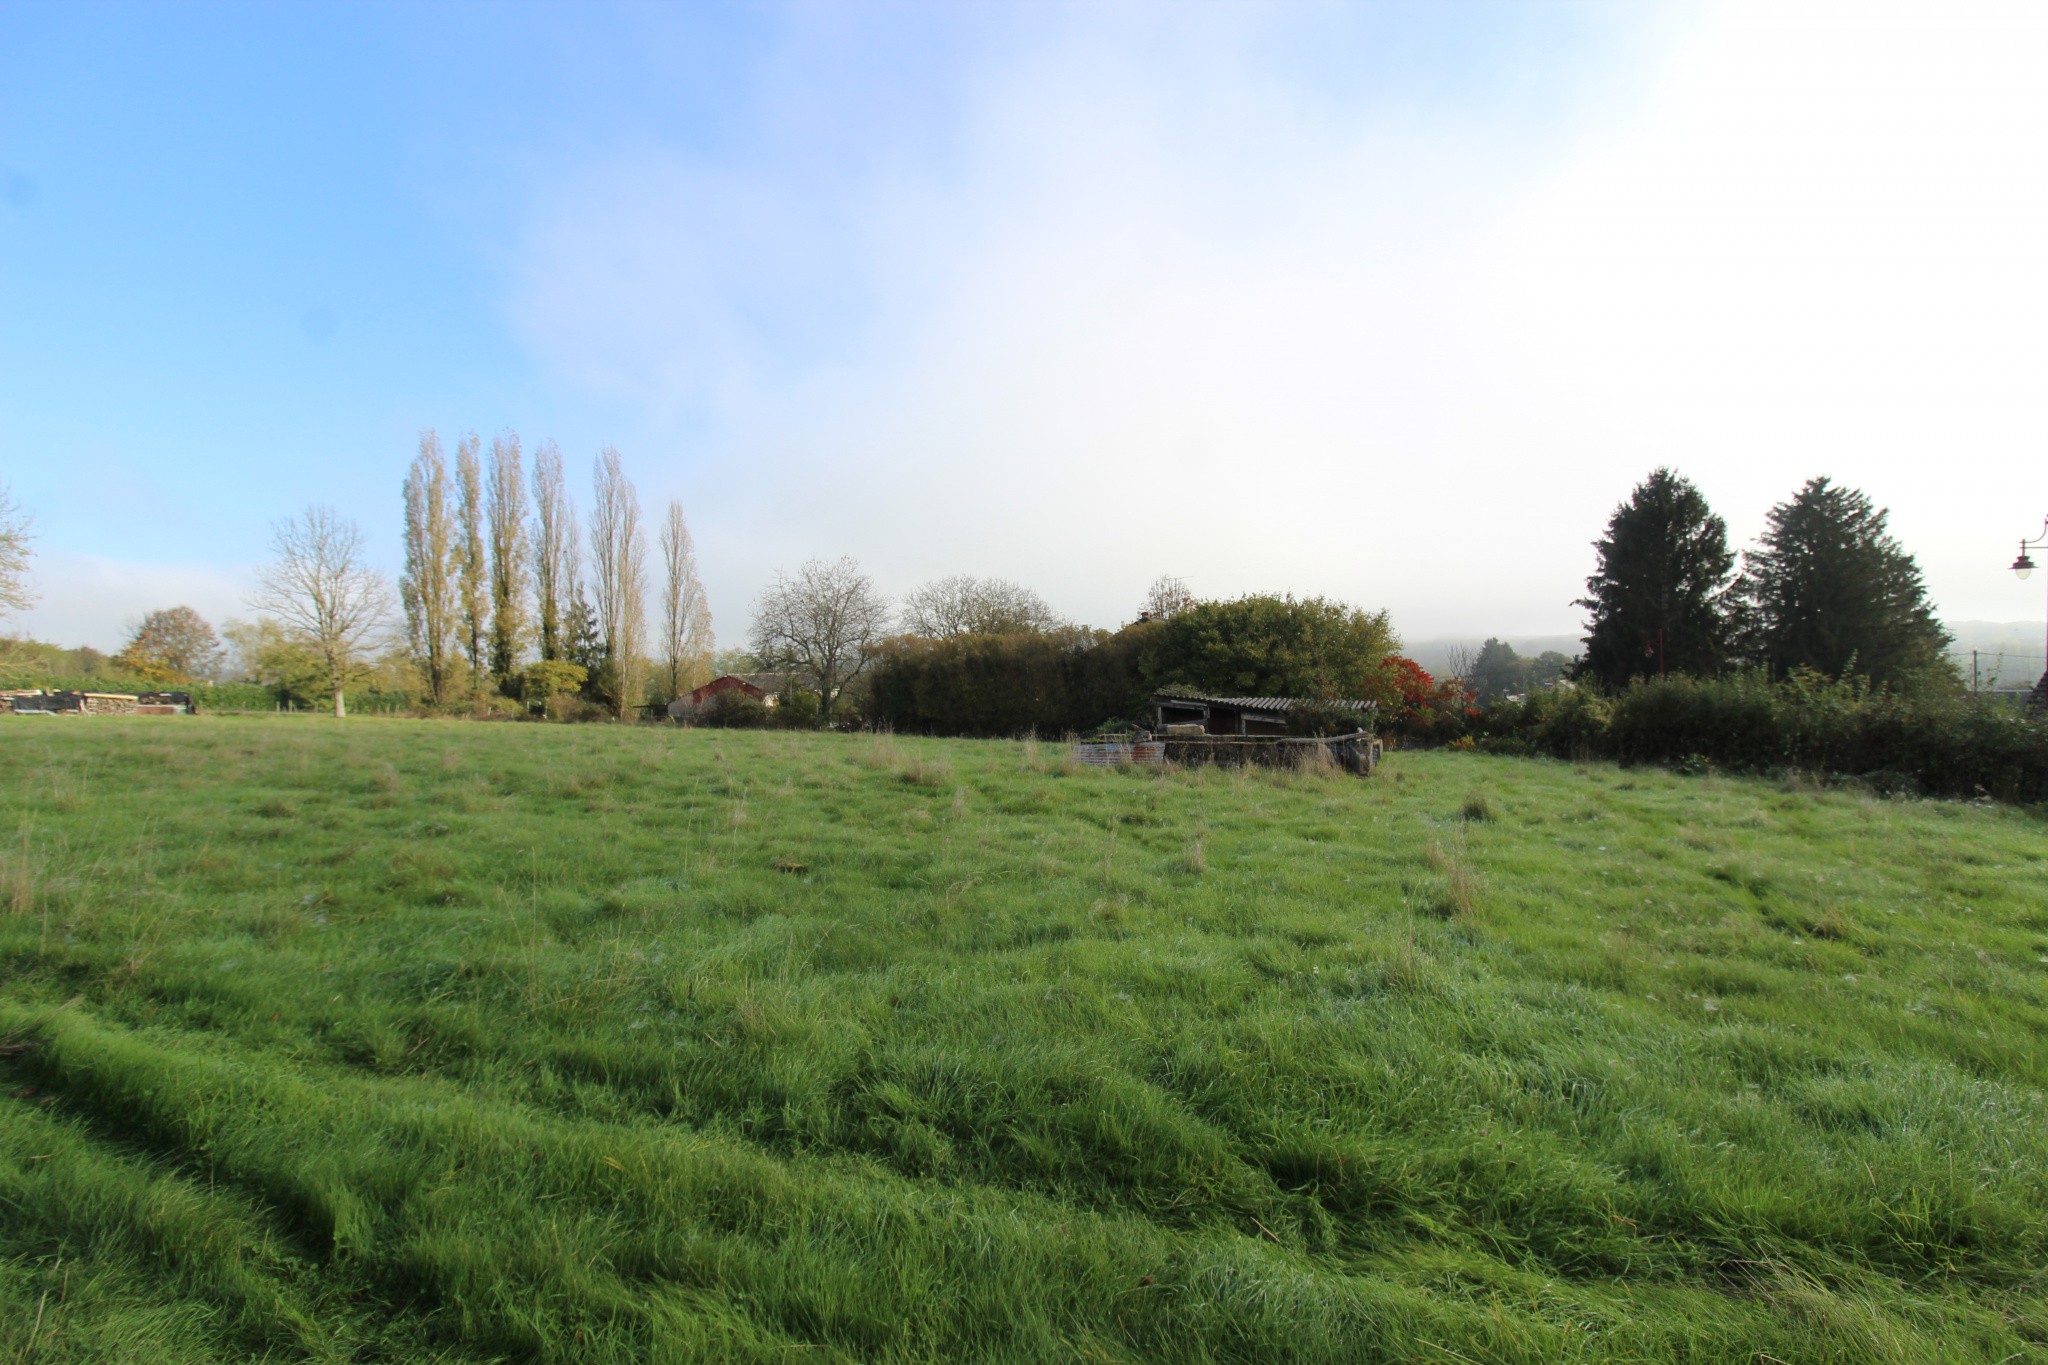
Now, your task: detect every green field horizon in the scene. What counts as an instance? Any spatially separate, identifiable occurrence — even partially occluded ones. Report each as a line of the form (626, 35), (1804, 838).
(2, 717), (2044, 1362)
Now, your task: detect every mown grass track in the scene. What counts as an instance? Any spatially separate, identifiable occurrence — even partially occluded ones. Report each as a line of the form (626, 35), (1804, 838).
(1, 717), (2045, 1362)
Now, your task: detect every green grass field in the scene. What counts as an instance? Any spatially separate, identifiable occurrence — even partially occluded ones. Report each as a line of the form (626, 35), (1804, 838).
(1, 718), (2044, 1363)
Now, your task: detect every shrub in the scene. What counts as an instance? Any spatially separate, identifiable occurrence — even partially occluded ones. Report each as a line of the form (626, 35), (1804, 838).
(1285, 696), (1362, 738)
(466, 693), (525, 720)
(191, 681), (287, 712)
(771, 687), (822, 729)
(699, 690), (770, 728)
(1485, 687), (1612, 761)
(545, 694), (596, 723)
(520, 660), (589, 713)
(1371, 656), (1477, 743)
(1606, 672), (1782, 768)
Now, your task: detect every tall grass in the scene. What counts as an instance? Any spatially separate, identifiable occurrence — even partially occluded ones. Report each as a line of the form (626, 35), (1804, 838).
(0, 720), (2044, 1362)
(1422, 836), (1481, 918)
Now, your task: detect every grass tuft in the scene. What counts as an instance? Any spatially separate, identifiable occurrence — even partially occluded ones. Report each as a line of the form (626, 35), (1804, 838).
(1423, 837), (1481, 918)
(863, 729), (902, 770)
(1, 826), (32, 915)
(1291, 742), (1338, 778)
(898, 754), (953, 788)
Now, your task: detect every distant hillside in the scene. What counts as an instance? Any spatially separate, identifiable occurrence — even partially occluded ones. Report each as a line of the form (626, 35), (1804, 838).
(1405, 622), (2044, 684)
(1944, 620), (2043, 654)
(1945, 622), (2044, 689)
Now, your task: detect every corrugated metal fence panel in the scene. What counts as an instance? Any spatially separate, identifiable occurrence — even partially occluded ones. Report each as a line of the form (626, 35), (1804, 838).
(1073, 741), (1166, 766)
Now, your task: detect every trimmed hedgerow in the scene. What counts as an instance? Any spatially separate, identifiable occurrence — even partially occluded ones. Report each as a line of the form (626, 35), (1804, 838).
(1481, 672), (2048, 801)
(0, 672), (285, 713)
(869, 626), (1158, 737)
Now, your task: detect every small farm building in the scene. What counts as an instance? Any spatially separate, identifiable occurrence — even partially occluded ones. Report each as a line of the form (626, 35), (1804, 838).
(1153, 692), (1376, 737)
(666, 673), (787, 720)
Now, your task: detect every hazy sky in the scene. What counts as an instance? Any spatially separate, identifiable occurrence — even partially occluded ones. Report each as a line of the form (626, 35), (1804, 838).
(4, 0), (2045, 653)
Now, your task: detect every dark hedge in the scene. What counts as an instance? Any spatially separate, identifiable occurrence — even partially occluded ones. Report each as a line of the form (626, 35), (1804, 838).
(1479, 673), (2048, 802)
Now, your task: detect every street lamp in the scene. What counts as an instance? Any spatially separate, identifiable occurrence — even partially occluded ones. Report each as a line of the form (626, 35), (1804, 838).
(2016, 518), (2048, 700)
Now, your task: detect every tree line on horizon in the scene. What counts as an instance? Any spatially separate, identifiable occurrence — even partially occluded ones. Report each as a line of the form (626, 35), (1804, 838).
(1, 455), (1138, 724)
(0, 464), (1991, 729)
(0, 442), (717, 720)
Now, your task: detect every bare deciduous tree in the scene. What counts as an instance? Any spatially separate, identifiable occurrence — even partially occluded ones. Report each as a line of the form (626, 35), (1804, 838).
(589, 448), (648, 718)
(749, 557), (891, 726)
(1141, 574), (1196, 620)
(400, 431), (458, 703)
(453, 434), (487, 692)
(0, 482), (33, 618)
(486, 431), (529, 687)
(901, 574), (1060, 637)
(658, 499), (713, 701)
(530, 440), (574, 662)
(252, 506), (394, 718)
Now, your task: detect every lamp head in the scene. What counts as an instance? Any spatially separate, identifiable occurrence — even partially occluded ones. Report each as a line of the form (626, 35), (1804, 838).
(2016, 549), (2037, 580)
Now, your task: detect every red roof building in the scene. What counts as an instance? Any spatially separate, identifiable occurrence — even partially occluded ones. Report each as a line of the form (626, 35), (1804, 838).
(666, 673), (788, 719)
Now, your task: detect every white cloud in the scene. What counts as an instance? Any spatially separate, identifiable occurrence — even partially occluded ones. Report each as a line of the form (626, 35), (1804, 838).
(507, 0), (2048, 642)
(508, 9), (1612, 638)
(8, 550), (254, 653)
(1491, 0), (2048, 623)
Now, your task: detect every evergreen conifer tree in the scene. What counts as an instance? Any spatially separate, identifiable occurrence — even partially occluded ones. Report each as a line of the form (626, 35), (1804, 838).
(565, 587), (606, 702)
(1733, 477), (1952, 689)
(1577, 469), (1735, 689)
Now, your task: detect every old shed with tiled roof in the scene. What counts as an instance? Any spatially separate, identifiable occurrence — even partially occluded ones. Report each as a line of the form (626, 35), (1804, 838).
(1153, 692), (1376, 737)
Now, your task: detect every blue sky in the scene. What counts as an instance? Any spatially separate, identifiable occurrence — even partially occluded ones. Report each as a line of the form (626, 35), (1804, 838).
(4, 1), (2045, 652)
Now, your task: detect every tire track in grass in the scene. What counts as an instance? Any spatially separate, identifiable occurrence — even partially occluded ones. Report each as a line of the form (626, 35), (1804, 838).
(0, 999), (1815, 1364)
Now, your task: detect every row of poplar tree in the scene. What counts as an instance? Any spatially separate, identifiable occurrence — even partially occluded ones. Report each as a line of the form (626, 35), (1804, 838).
(1577, 471), (1952, 692)
(398, 433), (712, 716)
